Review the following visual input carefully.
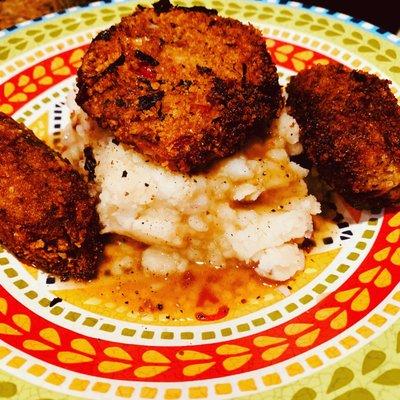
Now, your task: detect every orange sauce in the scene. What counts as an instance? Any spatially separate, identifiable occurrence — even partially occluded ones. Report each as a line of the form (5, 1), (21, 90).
(54, 212), (338, 325)
(72, 235), (278, 322)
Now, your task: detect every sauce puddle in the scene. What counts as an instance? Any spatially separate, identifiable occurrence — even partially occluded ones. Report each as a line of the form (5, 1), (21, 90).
(51, 215), (338, 325)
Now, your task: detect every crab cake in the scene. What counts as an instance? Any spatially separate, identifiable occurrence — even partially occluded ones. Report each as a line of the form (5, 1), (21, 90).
(0, 113), (103, 280)
(287, 64), (400, 209)
(76, 0), (282, 173)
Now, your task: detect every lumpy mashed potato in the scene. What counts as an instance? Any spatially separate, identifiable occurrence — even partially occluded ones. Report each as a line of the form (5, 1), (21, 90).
(62, 95), (320, 281)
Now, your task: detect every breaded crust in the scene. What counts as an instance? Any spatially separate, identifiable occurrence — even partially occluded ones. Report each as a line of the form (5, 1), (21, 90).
(76, 0), (282, 173)
(286, 64), (400, 209)
(0, 113), (103, 280)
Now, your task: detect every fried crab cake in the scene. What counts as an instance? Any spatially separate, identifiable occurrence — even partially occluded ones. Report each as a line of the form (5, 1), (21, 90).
(76, 0), (282, 173)
(0, 113), (103, 280)
(287, 64), (400, 209)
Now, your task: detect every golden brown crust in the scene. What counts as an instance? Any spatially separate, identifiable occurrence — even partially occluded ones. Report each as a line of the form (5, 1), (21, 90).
(76, 0), (282, 173)
(286, 64), (400, 209)
(0, 112), (103, 280)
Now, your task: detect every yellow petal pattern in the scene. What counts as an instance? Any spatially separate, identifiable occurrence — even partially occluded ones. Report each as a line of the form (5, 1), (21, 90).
(142, 350), (170, 364)
(0, 323), (21, 336)
(359, 267), (381, 283)
(284, 323), (313, 336)
(50, 57), (64, 71)
(222, 354), (252, 371)
(182, 362), (215, 377)
(388, 212), (400, 227)
(262, 344), (289, 361)
(4, 82), (14, 97)
(335, 288), (359, 303)
(0, 104), (13, 114)
(330, 310), (347, 330)
(9, 93), (27, 102)
(390, 248), (400, 265)
(386, 228), (400, 243)
(134, 366), (170, 378)
(57, 351), (92, 364)
(277, 45), (294, 54)
(216, 345), (249, 355)
(98, 361), (131, 373)
(38, 76), (53, 85)
(374, 247), (390, 262)
(12, 314), (31, 332)
(295, 50), (314, 61)
(176, 350), (212, 361)
(33, 65), (46, 79)
(315, 307), (339, 321)
(17, 75), (30, 87)
(0, 298), (7, 315)
(295, 329), (320, 347)
(374, 268), (392, 288)
(351, 288), (370, 312)
(39, 328), (61, 346)
(292, 58), (305, 71)
(23, 340), (53, 351)
(104, 347), (132, 361)
(69, 49), (85, 67)
(253, 336), (286, 347)
(23, 83), (37, 93)
(71, 338), (96, 355)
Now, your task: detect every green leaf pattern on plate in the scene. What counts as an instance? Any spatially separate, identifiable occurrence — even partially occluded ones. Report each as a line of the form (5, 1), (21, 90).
(374, 369), (400, 385)
(292, 387), (317, 400)
(332, 388), (375, 400)
(0, 382), (17, 398)
(362, 350), (386, 375)
(326, 367), (354, 394)
(284, 325), (400, 400)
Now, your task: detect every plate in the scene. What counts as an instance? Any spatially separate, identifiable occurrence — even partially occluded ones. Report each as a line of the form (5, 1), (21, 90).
(0, 1), (399, 399)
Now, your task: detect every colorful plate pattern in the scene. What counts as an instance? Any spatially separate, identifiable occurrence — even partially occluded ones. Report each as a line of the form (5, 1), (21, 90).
(0, 1), (399, 399)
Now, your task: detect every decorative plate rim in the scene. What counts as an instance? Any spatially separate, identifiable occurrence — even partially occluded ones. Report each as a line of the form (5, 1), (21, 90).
(1, 0), (400, 47)
(0, 1), (399, 400)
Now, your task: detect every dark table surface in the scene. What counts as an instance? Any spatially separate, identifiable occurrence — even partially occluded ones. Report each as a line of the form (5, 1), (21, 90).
(300, 0), (399, 34)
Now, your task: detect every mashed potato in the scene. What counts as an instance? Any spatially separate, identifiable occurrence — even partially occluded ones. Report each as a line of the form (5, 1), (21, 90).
(62, 95), (320, 281)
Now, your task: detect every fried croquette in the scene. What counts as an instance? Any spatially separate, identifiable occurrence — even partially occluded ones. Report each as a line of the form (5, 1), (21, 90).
(286, 64), (400, 209)
(76, 0), (282, 173)
(0, 113), (103, 280)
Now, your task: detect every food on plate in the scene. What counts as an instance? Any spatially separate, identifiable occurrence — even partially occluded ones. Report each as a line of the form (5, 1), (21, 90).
(287, 64), (400, 209)
(76, 0), (282, 173)
(60, 1), (320, 283)
(62, 95), (320, 281)
(0, 112), (103, 280)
